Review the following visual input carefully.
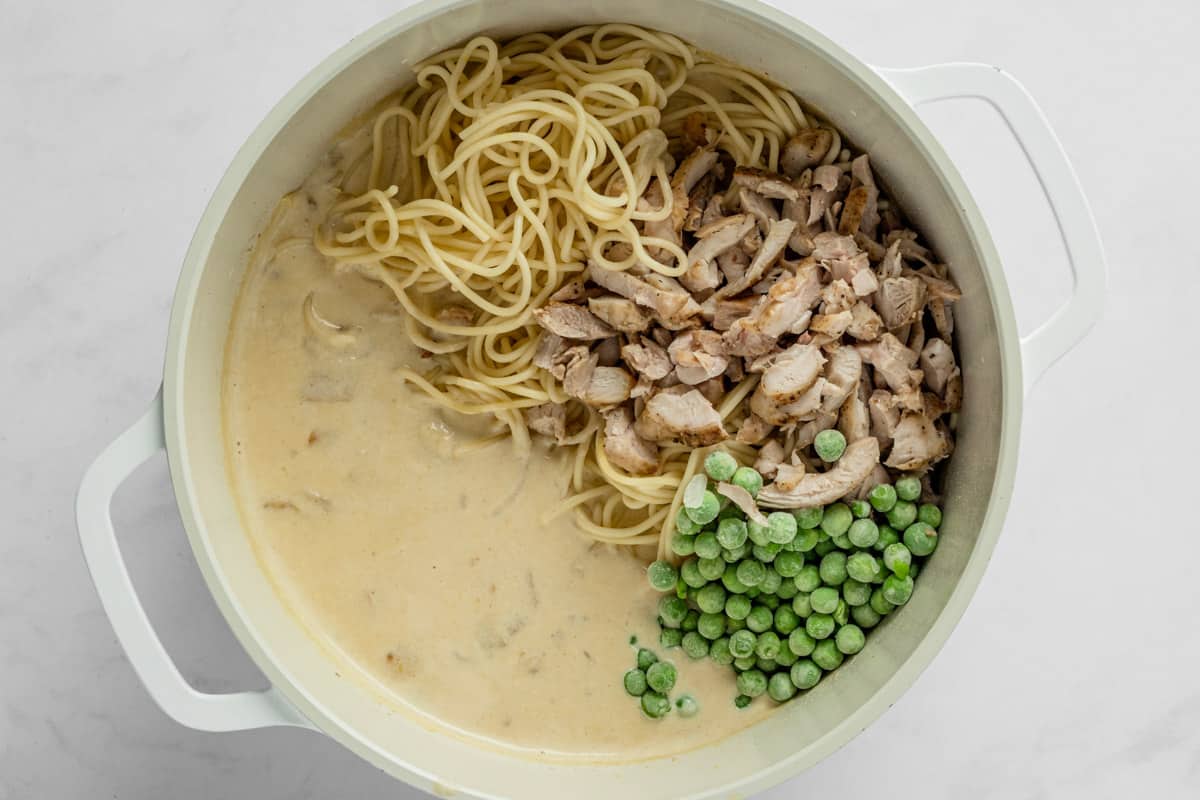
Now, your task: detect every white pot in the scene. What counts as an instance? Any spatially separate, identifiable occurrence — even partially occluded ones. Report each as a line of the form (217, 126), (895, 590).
(76, 1), (1106, 797)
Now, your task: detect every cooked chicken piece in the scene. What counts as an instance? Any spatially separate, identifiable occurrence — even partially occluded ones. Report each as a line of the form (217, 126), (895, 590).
(858, 333), (922, 396)
(944, 370), (963, 412)
(739, 224), (763, 256)
(697, 377), (726, 406)
(919, 338), (957, 396)
(714, 218), (797, 300)
(754, 439), (786, 479)
(683, 173), (716, 232)
(533, 302), (616, 341)
(563, 351), (598, 397)
(759, 437), (881, 508)
(847, 302), (884, 341)
(717, 245), (750, 285)
(587, 262), (701, 325)
(916, 270), (963, 302)
(630, 374), (654, 399)
(878, 240), (904, 279)
(811, 232), (859, 263)
(850, 155), (881, 236)
(716, 482), (769, 526)
(839, 381), (871, 443)
(711, 296), (759, 331)
(819, 345), (863, 413)
(794, 411), (838, 449)
(780, 128), (834, 177)
(620, 337), (672, 381)
(723, 263), (823, 356)
(576, 365), (636, 408)
(736, 413), (774, 445)
(838, 185), (870, 235)
(885, 412), (951, 471)
(757, 344), (825, 404)
(781, 173), (817, 254)
(668, 330), (729, 385)
(809, 310), (853, 339)
(640, 180), (678, 263)
(738, 187), (779, 233)
(543, 343), (590, 382)
(725, 357), (746, 383)
(868, 389), (900, 450)
(670, 147), (720, 231)
(812, 164), (841, 191)
(548, 279), (587, 304)
(525, 402), (566, 443)
(685, 214), (756, 292)
(681, 112), (709, 150)
(854, 232), (887, 262)
(751, 376), (826, 425)
(651, 327), (673, 348)
(821, 279), (857, 315)
(875, 276), (927, 331)
(732, 166), (800, 201)
(807, 186), (832, 227)
(929, 297), (955, 341)
(829, 251), (878, 296)
(533, 332), (571, 374)
(602, 405), (659, 475)
(906, 316), (926, 356)
(773, 460), (807, 492)
(634, 389), (728, 446)
(587, 296), (653, 333)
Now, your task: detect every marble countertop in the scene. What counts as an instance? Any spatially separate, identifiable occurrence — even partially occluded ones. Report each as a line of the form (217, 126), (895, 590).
(3, 0), (1197, 797)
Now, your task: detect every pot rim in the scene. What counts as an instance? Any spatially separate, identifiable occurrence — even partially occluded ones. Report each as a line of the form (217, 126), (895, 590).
(161, 1), (1023, 796)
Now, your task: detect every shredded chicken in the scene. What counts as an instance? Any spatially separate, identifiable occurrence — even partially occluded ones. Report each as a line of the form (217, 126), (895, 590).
(602, 406), (659, 475)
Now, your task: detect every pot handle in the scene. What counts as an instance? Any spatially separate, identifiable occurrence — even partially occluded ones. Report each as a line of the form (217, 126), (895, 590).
(878, 63), (1107, 396)
(76, 387), (313, 732)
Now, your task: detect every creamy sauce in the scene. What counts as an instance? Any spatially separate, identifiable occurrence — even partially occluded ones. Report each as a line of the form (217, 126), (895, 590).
(221, 156), (769, 762)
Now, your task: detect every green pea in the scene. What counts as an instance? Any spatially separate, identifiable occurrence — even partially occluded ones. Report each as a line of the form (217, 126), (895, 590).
(709, 636), (734, 665)
(883, 542), (912, 579)
(833, 599), (850, 625)
(755, 631), (782, 660)
(774, 551), (805, 579)
(774, 643), (799, 668)
(851, 602), (883, 628)
(680, 559), (705, 588)
(847, 518), (880, 549)
(745, 587), (760, 600)
(766, 512), (798, 544)
(697, 556), (726, 582)
(681, 609), (700, 631)
(918, 503), (942, 528)
(734, 694), (753, 709)
(747, 519), (771, 547)
(846, 551), (881, 583)
(774, 605), (801, 635)
(842, 579), (871, 607)
(659, 627), (683, 649)
(731, 466), (764, 498)
(693, 531), (719, 560)
(746, 605), (774, 633)
(886, 500), (917, 530)
(641, 691), (671, 718)
(869, 588), (895, 616)
(722, 594), (749, 622)
(646, 661), (677, 693)
(792, 592), (812, 618)
(733, 655), (757, 671)
(820, 503), (853, 537)
(736, 669), (768, 698)
(705, 450), (739, 481)
(759, 593), (781, 611)
(776, 578), (799, 600)
(874, 524), (900, 551)
(676, 576), (688, 599)
(701, 612), (727, 640)
(831, 533), (853, 550)
(675, 506), (702, 536)
(895, 476), (921, 502)
(725, 617), (746, 634)
(685, 491), (721, 525)
(810, 586), (839, 615)
(814, 429), (847, 462)
(806, 613), (835, 640)
(671, 532), (696, 557)
(624, 668), (647, 696)
(647, 560), (678, 592)
(812, 639), (844, 671)
(791, 527), (820, 553)
(910, 563), (920, 580)
(794, 565), (822, 593)
(737, 559), (767, 587)
(794, 506), (824, 530)
(819, 551), (848, 586)
(835, 623), (866, 655)
(722, 546), (749, 564)
(751, 542), (782, 563)
(768, 671), (798, 702)
(690, 584), (721, 615)
(882, 574), (915, 606)
(869, 483), (898, 513)
(729, 629), (757, 658)
(682, 631), (710, 659)
(790, 658), (822, 690)
(903, 522), (939, 557)
(636, 648), (658, 671)
(787, 627), (817, 657)
(676, 694), (700, 718)
(813, 539), (837, 557)
(850, 499), (873, 519)
(716, 517), (749, 549)
(721, 564), (749, 594)
(759, 567), (783, 595)
(658, 595), (688, 628)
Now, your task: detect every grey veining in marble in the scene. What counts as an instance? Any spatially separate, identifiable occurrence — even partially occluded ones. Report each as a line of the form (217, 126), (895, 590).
(2, 0), (1198, 797)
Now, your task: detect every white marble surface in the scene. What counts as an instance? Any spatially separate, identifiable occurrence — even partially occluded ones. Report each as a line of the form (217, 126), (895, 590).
(3, 0), (1198, 797)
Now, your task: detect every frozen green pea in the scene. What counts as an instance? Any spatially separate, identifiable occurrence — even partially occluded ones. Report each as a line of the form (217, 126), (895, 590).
(851, 602), (882, 628)
(751, 542), (782, 563)
(847, 518), (880, 549)
(792, 527), (820, 553)
(697, 556), (726, 581)
(792, 592), (812, 618)
(637, 648), (658, 670)
(734, 694), (753, 709)
(726, 617), (746, 634)
(805, 613), (836, 640)
(883, 542), (912, 579)
(733, 655), (757, 671)
(705, 450), (739, 481)
(812, 639), (844, 671)
(731, 466), (764, 498)
(747, 519), (771, 547)
(717, 517), (749, 549)
(819, 551), (848, 586)
(814, 429), (847, 462)
(790, 658), (822, 690)
(659, 627), (683, 649)
(842, 578), (871, 607)
(671, 532), (696, 557)
(774, 605), (801, 635)
(647, 560), (678, 592)
(676, 694), (699, 718)
(723, 544), (750, 563)
(736, 669), (768, 698)
(886, 500), (917, 530)
(624, 668), (647, 696)
(875, 524), (900, 551)
(729, 629), (757, 659)
(694, 531), (721, 560)
(835, 624), (866, 655)
(641, 691), (671, 718)
(646, 661), (677, 693)
(675, 506), (702, 536)
(850, 499), (873, 519)
(737, 559), (768, 588)
(846, 551), (881, 583)
(709, 636), (733, 665)
(882, 574), (915, 606)
(680, 559), (705, 588)
(776, 578), (799, 600)
(659, 595), (688, 628)
(696, 583), (726, 614)
(869, 588), (895, 616)
(755, 631), (782, 660)
(759, 567), (783, 595)
(681, 631), (710, 659)
(746, 605), (774, 633)
(820, 503), (853, 538)
(698, 612), (726, 640)
(813, 539), (837, 557)
(685, 491), (721, 525)
(759, 593), (781, 611)
(794, 507), (824, 530)
(768, 671), (798, 702)
(903, 522), (939, 557)
(722, 565), (749, 594)
(869, 483), (898, 513)
(895, 476), (921, 502)
(774, 550), (805, 578)
(787, 627), (817, 657)
(918, 503), (942, 528)
(794, 565), (822, 593)
(681, 609), (700, 631)
(774, 644), (798, 668)
(725, 593), (752, 620)
(831, 533), (853, 550)
(810, 586), (840, 615)
(767, 512), (798, 544)
(833, 599), (849, 625)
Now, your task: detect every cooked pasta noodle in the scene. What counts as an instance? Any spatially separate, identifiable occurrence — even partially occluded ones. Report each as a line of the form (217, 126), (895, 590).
(314, 25), (837, 551)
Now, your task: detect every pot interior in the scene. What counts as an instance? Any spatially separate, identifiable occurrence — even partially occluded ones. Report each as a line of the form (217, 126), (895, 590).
(164, 0), (1019, 797)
